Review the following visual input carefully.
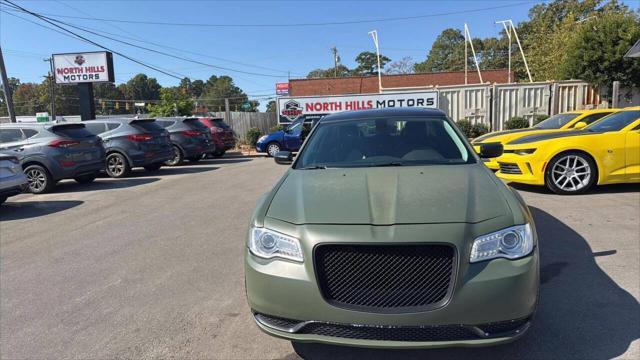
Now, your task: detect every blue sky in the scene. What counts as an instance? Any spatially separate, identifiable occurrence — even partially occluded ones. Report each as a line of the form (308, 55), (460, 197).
(0, 0), (546, 106)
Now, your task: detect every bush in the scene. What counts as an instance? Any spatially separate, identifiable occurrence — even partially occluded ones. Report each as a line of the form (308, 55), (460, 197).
(269, 124), (285, 133)
(455, 120), (490, 139)
(504, 117), (531, 130)
(533, 115), (549, 125)
(246, 127), (262, 146)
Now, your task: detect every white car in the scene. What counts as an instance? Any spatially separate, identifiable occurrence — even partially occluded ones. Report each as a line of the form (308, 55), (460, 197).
(0, 153), (27, 204)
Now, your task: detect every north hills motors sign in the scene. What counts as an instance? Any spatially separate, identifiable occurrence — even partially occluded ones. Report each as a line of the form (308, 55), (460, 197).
(277, 91), (439, 123)
(53, 51), (115, 84)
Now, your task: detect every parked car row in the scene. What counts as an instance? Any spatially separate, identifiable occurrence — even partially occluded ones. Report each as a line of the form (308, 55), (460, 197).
(0, 117), (236, 203)
(472, 106), (640, 194)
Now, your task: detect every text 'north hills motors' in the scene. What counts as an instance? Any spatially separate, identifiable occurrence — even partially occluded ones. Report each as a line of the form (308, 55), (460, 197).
(277, 91), (439, 123)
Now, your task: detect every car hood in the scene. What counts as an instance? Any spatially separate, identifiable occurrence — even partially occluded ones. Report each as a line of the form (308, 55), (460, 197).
(261, 130), (284, 142)
(266, 165), (511, 225)
(507, 129), (595, 145)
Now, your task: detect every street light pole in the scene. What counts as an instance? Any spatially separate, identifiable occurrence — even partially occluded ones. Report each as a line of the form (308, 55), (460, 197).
(368, 30), (382, 93)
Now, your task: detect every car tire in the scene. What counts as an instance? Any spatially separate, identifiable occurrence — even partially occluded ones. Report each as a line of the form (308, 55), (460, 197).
(545, 151), (597, 195)
(106, 152), (131, 178)
(24, 164), (55, 194)
(74, 173), (98, 184)
(267, 142), (281, 157)
(143, 163), (163, 172)
(165, 145), (184, 166)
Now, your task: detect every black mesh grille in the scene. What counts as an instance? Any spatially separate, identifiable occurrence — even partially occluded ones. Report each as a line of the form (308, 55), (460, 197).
(300, 323), (475, 341)
(479, 318), (530, 335)
(499, 162), (522, 174)
(315, 244), (456, 312)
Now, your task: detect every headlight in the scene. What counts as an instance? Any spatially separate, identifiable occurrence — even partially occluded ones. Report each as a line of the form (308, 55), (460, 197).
(470, 224), (533, 263)
(514, 148), (536, 155)
(249, 227), (303, 262)
(257, 135), (268, 143)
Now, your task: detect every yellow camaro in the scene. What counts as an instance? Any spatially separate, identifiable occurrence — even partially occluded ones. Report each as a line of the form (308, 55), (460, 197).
(496, 107), (640, 194)
(472, 108), (619, 170)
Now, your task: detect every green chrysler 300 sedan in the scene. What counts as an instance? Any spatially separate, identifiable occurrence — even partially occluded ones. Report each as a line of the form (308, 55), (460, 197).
(245, 108), (539, 351)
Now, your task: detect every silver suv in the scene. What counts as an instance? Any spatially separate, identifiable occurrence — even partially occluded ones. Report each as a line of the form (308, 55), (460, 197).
(0, 153), (28, 204)
(0, 122), (106, 193)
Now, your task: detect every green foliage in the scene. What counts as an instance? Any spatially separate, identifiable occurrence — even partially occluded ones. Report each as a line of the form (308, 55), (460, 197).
(353, 51), (391, 75)
(246, 127), (262, 146)
(561, 10), (640, 88)
(504, 117), (531, 129)
(148, 87), (193, 117)
(415, 29), (465, 73)
(199, 75), (253, 112)
(455, 120), (490, 139)
(266, 100), (277, 114)
(123, 74), (161, 100)
(269, 124), (285, 133)
(306, 64), (351, 79)
(533, 115), (549, 125)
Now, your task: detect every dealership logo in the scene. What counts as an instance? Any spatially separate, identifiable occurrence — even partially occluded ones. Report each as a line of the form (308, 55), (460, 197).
(74, 55), (85, 66)
(281, 100), (303, 121)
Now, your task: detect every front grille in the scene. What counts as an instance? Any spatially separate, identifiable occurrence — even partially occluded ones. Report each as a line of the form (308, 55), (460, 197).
(300, 322), (475, 341)
(499, 162), (522, 174)
(315, 244), (456, 312)
(255, 313), (531, 342)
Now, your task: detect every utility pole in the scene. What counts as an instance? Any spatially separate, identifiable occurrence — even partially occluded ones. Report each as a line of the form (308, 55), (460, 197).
(0, 46), (16, 123)
(331, 46), (340, 77)
(368, 30), (382, 93)
(43, 57), (56, 121)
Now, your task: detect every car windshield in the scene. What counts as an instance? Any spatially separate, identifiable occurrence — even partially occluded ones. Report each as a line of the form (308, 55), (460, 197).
(131, 120), (164, 132)
(534, 113), (579, 129)
(587, 110), (640, 132)
(50, 124), (95, 138)
(295, 116), (473, 169)
(184, 118), (208, 130)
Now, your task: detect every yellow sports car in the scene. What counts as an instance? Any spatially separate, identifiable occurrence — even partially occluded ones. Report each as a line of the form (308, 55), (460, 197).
(496, 107), (640, 194)
(472, 108), (619, 170)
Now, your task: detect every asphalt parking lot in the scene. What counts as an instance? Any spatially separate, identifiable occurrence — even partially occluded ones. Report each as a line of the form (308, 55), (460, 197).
(1, 153), (638, 359)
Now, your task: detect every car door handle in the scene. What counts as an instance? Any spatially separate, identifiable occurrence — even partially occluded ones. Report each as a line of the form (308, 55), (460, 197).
(13, 148), (25, 152)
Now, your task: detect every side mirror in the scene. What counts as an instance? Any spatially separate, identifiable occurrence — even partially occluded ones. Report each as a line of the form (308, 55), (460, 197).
(479, 142), (503, 158)
(573, 121), (587, 130)
(274, 151), (293, 165)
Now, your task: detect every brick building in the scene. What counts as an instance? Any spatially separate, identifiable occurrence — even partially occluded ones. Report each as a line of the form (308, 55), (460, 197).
(288, 69), (514, 97)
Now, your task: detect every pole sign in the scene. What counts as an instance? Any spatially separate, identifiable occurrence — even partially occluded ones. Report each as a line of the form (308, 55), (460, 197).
(275, 83), (289, 96)
(276, 90), (439, 123)
(52, 51), (115, 84)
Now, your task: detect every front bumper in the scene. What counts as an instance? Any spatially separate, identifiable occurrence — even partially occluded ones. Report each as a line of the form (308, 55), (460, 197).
(495, 153), (546, 186)
(245, 220), (539, 348)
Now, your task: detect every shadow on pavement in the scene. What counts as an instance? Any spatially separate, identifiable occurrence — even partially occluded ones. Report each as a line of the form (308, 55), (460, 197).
(291, 207), (640, 360)
(53, 177), (161, 193)
(0, 200), (83, 221)
(200, 158), (253, 165)
(126, 166), (219, 177)
(509, 182), (640, 195)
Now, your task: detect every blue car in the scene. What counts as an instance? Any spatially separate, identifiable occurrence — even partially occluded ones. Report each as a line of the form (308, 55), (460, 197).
(256, 119), (305, 157)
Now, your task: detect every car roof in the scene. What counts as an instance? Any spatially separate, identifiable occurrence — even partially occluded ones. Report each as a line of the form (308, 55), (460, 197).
(86, 118), (157, 124)
(319, 107), (447, 123)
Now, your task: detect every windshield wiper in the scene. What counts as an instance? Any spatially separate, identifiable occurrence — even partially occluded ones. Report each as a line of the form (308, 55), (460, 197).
(371, 162), (404, 167)
(298, 165), (328, 170)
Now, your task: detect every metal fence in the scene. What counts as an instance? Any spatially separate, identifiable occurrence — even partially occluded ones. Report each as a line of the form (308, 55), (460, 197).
(432, 80), (606, 131)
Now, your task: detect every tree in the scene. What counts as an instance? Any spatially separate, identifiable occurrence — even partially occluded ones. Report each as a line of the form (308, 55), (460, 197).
(200, 75), (250, 112)
(386, 57), (415, 74)
(306, 64), (351, 78)
(415, 28), (465, 73)
(179, 77), (192, 95)
(561, 10), (640, 89)
(191, 80), (205, 98)
(266, 100), (277, 114)
(149, 87), (193, 116)
(353, 51), (391, 75)
(0, 77), (21, 116)
(11, 83), (42, 116)
(122, 73), (161, 100)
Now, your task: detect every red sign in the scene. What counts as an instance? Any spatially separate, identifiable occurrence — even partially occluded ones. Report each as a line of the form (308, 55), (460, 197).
(276, 83), (289, 95)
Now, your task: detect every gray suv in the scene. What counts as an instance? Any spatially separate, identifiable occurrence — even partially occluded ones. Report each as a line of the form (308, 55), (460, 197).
(84, 118), (173, 178)
(155, 117), (216, 166)
(0, 122), (106, 193)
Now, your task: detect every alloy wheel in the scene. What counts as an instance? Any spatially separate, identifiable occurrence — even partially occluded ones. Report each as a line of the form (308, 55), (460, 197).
(551, 155), (591, 192)
(267, 144), (280, 157)
(26, 168), (47, 192)
(107, 155), (125, 176)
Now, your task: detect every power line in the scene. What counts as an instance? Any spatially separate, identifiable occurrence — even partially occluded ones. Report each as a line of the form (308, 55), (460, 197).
(6, 2), (536, 28)
(2, 4), (289, 79)
(48, 0), (302, 76)
(1, 0), (186, 80)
